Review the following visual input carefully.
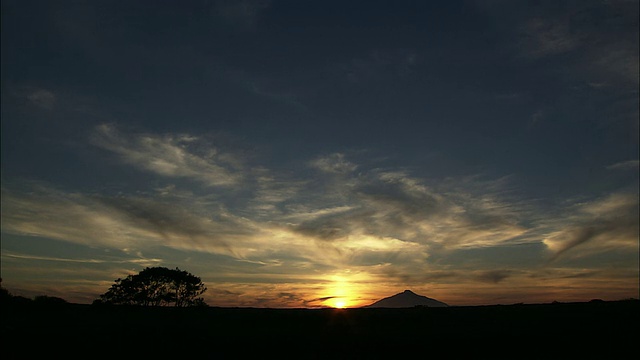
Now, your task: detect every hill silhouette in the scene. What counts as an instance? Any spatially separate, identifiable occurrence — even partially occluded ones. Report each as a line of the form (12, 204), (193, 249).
(365, 290), (448, 308)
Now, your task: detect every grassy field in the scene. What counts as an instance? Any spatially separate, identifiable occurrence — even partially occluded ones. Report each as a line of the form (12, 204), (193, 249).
(2, 299), (638, 358)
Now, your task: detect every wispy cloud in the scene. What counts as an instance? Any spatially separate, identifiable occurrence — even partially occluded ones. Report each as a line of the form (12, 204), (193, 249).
(6, 86), (57, 110)
(516, 2), (639, 87)
(91, 124), (243, 187)
(1, 251), (162, 266)
(27, 88), (56, 110)
(519, 17), (581, 58)
(248, 168), (306, 218)
(0, 183), (254, 257)
(288, 163), (528, 250)
(606, 160), (640, 171)
(309, 153), (358, 174)
(544, 192), (639, 260)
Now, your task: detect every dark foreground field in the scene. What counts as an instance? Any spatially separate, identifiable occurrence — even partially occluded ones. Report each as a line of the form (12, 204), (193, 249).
(2, 299), (638, 359)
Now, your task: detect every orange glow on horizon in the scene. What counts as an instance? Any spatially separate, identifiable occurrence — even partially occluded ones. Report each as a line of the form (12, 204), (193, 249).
(321, 272), (368, 309)
(333, 299), (347, 308)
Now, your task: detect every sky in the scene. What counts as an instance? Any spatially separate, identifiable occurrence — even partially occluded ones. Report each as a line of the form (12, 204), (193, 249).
(1, 0), (638, 308)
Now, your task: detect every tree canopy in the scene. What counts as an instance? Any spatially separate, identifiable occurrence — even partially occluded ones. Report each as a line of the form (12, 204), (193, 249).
(98, 267), (207, 307)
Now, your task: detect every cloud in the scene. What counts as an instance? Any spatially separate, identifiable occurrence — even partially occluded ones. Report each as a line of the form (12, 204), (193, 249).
(94, 195), (256, 253)
(4, 131), (637, 305)
(520, 18), (581, 58)
(516, 2), (639, 87)
(1, 251), (162, 266)
(475, 269), (514, 284)
(606, 160), (640, 171)
(1, 147), (532, 280)
(544, 193), (639, 260)
(0, 183), (255, 257)
(1, 129), (553, 299)
(91, 124), (243, 187)
(7, 86), (57, 110)
(27, 88), (56, 110)
(309, 153), (358, 174)
(592, 44), (639, 86)
(288, 163), (527, 250)
(249, 168), (306, 217)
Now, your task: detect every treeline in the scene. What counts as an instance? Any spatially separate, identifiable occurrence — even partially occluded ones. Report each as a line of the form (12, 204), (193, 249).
(1, 280), (69, 306)
(1, 267), (208, 308)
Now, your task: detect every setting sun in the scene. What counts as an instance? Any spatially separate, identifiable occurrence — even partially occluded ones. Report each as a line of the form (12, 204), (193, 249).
(334, 300), (346, 309)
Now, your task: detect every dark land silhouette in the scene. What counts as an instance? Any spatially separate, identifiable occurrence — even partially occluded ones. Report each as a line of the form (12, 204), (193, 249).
(365, 289), (449, 308)
(2, 293), (638, 359)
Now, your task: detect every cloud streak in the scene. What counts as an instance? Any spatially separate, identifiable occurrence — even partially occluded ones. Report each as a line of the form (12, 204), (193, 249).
(544, 193), (639, 260)
(0, 183), (254, 257)
(27, 88), (56, 110)
(607, 160), (639, 171)
(91, 124), (243, 187)
(2, 251), (162, 266)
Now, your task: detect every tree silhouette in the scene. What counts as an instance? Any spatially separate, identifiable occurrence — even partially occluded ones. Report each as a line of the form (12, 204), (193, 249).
(0, 278), (11, 303)
(99, 267), (207, 307)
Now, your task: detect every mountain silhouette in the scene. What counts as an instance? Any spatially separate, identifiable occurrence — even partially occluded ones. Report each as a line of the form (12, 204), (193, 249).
(365, 290), (448, 308)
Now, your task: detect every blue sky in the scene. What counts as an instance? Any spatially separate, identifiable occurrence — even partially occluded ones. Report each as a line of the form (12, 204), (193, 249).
(1, 0), (638, 307)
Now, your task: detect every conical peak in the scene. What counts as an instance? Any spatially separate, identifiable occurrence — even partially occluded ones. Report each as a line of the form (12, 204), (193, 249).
(365, 290), (449, 308)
